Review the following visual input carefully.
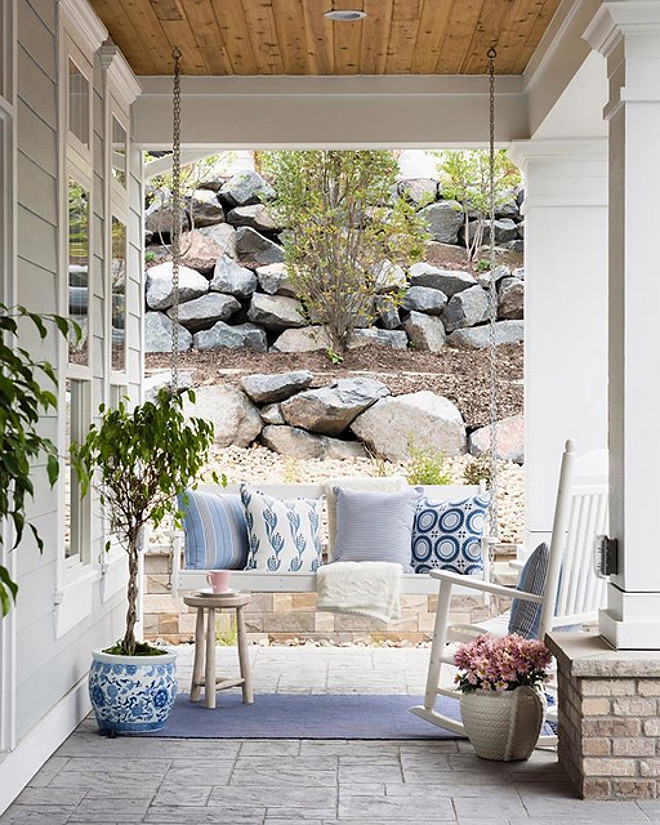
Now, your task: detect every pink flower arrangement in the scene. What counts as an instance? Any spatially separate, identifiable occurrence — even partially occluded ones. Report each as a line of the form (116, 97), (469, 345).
(454, 634), (552, 693)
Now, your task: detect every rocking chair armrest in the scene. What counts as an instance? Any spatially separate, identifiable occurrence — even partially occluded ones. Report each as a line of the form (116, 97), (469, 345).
(428, 569), (544, 603)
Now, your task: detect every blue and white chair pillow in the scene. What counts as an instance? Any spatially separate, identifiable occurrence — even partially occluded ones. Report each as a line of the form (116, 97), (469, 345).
(411, 492), (491, 576)
(240, 484), (323, 573)
(179, 490), (249, 570)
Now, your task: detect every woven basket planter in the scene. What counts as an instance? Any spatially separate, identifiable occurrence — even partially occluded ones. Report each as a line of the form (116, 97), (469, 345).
(460, 686), (546, 761)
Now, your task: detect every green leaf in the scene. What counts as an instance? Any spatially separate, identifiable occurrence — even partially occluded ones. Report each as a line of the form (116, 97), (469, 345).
(47, 453), (60, 486)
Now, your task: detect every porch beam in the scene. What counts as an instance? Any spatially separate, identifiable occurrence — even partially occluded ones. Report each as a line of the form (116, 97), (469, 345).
(132, 74), (528, 149)
(585, 0), (660, 649)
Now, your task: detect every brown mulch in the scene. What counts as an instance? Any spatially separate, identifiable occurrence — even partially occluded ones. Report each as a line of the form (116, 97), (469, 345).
(146, 343), (523, 431)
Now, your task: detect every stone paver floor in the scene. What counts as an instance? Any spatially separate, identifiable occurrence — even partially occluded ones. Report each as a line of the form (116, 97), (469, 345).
(2, 646), (656, 824)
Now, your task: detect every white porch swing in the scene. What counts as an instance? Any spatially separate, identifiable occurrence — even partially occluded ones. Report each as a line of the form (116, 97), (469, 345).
(163, 48), (502, 599)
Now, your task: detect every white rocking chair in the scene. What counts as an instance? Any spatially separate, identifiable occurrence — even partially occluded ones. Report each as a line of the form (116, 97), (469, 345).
(410, 439), (609, 747)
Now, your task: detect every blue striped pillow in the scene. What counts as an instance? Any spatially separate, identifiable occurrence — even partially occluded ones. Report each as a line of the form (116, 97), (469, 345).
(508, 543), (549, 639)
(332, 487), (417, 571)
(179, 491), (249, 570)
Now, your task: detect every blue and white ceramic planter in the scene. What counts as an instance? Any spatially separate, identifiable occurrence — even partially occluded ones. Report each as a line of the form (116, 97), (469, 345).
(89, 649), (178, 734)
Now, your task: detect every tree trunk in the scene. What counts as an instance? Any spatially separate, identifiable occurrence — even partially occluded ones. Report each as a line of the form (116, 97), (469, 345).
(122, 527), (142, 655)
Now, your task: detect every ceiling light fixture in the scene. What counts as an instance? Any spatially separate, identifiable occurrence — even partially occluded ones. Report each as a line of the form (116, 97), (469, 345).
(324, 9), (367, 21)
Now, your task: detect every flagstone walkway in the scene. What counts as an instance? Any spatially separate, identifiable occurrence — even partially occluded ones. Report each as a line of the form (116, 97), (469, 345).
(2, 646), (658, 824)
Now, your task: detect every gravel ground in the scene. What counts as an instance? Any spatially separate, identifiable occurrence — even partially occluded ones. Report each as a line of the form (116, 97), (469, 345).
(204, 444), (524, 544)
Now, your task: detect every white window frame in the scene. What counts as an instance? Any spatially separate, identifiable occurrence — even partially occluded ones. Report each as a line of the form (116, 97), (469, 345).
(0, 0), (17, 755)
(55, 1), (107, 637)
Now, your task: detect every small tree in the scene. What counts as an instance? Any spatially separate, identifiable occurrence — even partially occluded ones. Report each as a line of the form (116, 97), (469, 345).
(433, 149), (521, 263)
(72, 390), (217, 655)
(0, 306), (74, 616)
(264, 150), (428, 352)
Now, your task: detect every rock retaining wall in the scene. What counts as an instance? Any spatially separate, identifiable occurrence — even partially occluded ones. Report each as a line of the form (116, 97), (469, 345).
(144, 169), (525, 355)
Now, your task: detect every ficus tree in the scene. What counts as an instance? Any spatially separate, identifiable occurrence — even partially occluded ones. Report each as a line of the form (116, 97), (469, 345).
(433, 149), (521, 263)
(71, 389), (219, 656)
(0, 305), (75, 616)
(263, 150), (428, 352)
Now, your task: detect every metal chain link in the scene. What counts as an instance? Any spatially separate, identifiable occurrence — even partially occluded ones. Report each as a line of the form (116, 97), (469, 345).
(166, 48), (182, 592)
(170, 47), (182, 393)
(487, 47), (499, 542)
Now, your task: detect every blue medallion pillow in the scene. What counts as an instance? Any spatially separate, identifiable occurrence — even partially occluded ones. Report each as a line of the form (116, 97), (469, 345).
(179, 490), (249, 570)
(332, 487), (417, 572)
(411, 493), (491, 576)
(240, 485), (323, 573)
(508, 542), (549, 639)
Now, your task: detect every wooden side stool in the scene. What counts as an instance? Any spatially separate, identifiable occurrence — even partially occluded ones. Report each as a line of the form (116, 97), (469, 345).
(183, 592), (254, 709)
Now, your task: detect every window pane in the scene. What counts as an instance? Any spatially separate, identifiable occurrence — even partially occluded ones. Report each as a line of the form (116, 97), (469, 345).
(68, 59), (89, 146)
(111, 217), (126, 372)
(112, 117), (127, 187)
(65, 379), (87, 560)
(68, 177), (89, 364)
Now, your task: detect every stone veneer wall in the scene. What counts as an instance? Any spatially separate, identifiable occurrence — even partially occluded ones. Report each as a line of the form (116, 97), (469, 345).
(143, 551), (501, 644)
(549, 632), (660, 800)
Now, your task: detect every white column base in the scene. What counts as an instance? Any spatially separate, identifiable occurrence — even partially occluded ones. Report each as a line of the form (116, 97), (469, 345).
(599, 585), (660, 650)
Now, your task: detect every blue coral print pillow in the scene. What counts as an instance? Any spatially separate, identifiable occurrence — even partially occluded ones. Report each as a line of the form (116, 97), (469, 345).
(240, 485), (323, 573)
(411, 493), (491, 576)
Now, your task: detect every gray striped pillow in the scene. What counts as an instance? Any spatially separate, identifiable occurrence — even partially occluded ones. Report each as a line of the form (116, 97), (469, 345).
(332, 487), (417, 571)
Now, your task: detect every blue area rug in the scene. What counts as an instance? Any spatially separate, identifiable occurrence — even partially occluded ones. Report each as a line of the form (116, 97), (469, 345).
(138, 694), (464, 739)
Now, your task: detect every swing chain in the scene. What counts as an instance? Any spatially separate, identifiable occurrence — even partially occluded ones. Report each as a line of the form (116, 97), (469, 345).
(170, 47), (182, 393)
(487, 47), (499, 541)
(166, 48), (182, 593)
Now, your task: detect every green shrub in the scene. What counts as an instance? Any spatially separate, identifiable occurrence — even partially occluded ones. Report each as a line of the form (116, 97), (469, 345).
(463, 453), (492, 486)
(405, 440), (452, 486)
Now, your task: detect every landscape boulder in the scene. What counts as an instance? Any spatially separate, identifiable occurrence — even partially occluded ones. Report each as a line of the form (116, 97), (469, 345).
(219, 171), (275, 208)
(261, 425), (368, 461)
(241, 370), (314, 404)
(409, 263), (476, 297)
(193, 321), (267, 352)
(397, 178), (438, 206)
(281, 377), (390, 436)
(144, 312), (192, 353)
(169, 292), (240, 332)
(447, 320), (524, 349)
(145, 196), (188, 237)
(374, 260), (407, 293)
(210, 255), (257, 299)
(477, 264), (511, 290)
(189, 189), (225, 227)
(260, 403), (285, 426)
(178, 230), (223, 273)
(348, 328), (408, 350)
(143, 370), (193, 402)
(469, 413), (524, 464)
(443, 285), (490, 332)
(375, 296), (401, 330)
(497, 277), (524, 320)
(247, 293), (305, 329)
(146, 262), (209, 311)
(236, 227), (284, 266)
(270, 326), (331, 353)
(403, 312), (446, 352)
(402, 285), (448, 315)
(199, 223), (237, 259)
(184, 385), (262, 448)
(464, 218), (519, 246)
(226, 204), (279, 232)
(350, 391), (467, 461)
(418, 201), (464, 244)
(256, 262), (297, 297)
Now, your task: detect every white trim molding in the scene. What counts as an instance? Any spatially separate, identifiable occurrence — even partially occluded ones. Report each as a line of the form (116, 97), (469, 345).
(585, 1), (660, 56)
(58, 0), (107, 56)
(99, 41), (142, 110)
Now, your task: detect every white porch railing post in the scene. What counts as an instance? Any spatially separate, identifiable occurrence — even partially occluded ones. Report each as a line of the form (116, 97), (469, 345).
(585, 1), (660, 649)
(509, 138), (608, 551)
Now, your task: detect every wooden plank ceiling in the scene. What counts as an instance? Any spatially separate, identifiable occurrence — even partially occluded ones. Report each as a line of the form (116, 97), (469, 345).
(89, 0), (561, 76)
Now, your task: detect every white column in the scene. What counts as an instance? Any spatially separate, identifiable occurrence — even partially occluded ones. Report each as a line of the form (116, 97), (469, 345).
(586, 2), (660, 649)
(509, 139), (608, 551)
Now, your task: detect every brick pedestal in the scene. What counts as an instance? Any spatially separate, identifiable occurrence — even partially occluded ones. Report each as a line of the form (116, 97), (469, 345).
(547, 632), (660, 799)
